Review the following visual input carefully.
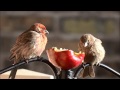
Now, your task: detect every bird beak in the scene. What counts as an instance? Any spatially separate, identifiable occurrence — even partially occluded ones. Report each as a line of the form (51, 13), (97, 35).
(45, 30), (49, 34)
(84, 41), (88, 47)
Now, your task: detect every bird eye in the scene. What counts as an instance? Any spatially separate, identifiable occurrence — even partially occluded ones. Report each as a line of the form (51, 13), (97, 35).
(88, 40), (89, 45)
(36, 27), (41, 33)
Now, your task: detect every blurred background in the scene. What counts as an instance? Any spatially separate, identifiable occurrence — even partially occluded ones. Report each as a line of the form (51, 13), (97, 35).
(0, 11), (120, 79)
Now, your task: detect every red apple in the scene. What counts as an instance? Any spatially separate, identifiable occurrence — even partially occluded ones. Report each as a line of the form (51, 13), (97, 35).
(46, 47), (85, 70)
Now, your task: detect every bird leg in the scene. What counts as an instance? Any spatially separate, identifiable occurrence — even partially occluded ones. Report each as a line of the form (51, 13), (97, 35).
(81, 63), (86, 69)
(95, 62), (100, 66)
(57, 68), (61, 75)
(25, 60), (29, 64)
(78, 63), (85, 78)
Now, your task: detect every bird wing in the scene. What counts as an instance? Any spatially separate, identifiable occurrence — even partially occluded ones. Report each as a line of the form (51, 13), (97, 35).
(9, 31), (45, 63)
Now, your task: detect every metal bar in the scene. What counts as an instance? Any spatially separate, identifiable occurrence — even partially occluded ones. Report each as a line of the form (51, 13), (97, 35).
(0, 57), (120, 79)
(39, 57), (58, 79)
(0, 57), (58, 79)
(74, 63), (120, 78)
(58, 70), (74, 79)
(73, 63), (89, 78)
(99, 63), (120, 78)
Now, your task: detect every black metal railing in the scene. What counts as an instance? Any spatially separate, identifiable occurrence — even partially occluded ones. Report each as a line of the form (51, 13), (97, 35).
(0, 57), (120, 79)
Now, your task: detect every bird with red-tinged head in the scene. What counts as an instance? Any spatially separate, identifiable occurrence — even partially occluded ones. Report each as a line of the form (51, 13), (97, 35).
(9, 23), (49, 79)
(78, 34), (105, 78)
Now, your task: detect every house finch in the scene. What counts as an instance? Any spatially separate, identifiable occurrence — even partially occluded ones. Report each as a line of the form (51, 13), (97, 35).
(9, 23), (49, 79)
(78, 34), (105, 78)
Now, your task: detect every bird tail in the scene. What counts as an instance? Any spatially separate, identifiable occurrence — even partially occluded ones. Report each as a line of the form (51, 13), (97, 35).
(79, 66), (95, 78)
(9, 68), (18, 79)
(88, 66), (95, 77)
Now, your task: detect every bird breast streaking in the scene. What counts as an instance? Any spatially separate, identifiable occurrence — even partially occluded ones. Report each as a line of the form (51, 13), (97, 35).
(9, 23), (49, 79)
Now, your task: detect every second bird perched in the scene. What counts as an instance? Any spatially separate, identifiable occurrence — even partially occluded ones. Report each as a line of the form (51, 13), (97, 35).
(9, 23), (49, 79)
(78, 34), (105, 78)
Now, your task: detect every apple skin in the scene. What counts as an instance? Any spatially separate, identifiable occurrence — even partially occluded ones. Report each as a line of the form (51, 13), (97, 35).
(46, 48), (85, 70)
(54, 50), (85, 70)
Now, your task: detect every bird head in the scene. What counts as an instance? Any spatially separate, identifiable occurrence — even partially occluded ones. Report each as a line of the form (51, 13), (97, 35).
(80, 34), (96, 47)
(30, 23), (49, 34)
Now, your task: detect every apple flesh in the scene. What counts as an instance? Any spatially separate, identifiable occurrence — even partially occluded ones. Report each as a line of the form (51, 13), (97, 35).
(46, 47), (85, 70)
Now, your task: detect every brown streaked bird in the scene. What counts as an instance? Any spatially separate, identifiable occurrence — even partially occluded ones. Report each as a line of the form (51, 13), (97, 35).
(9, 23), (49, 79)
(78, 34), (105, 78)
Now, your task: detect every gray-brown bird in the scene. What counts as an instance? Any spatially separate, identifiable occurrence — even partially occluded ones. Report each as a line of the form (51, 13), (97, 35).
(9, 23), (49, 79)
(78, 34), (105, 78)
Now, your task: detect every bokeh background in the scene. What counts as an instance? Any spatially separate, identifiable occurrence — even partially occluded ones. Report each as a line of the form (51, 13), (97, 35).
(0, 11), (120, 79)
